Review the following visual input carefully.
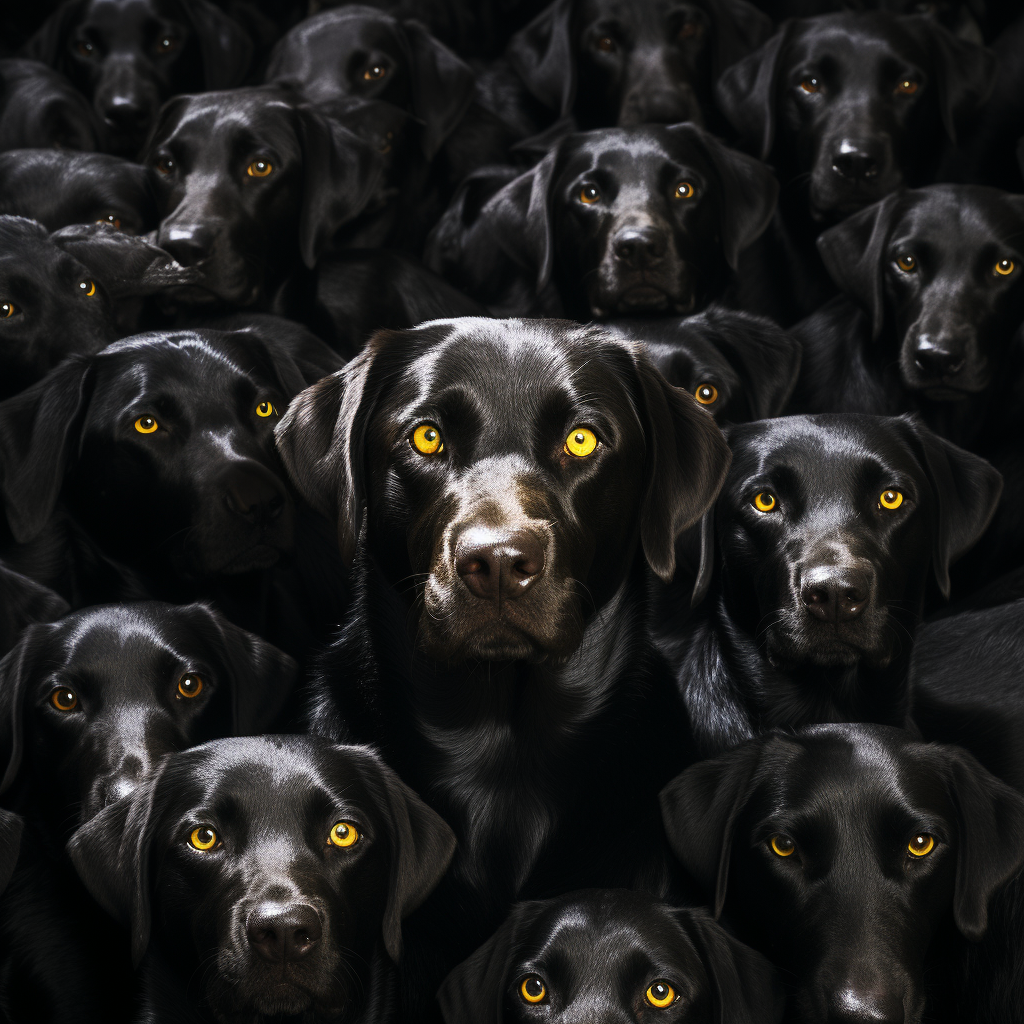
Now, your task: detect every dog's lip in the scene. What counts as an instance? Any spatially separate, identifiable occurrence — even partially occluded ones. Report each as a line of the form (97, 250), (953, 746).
(913, 380), (988, 400)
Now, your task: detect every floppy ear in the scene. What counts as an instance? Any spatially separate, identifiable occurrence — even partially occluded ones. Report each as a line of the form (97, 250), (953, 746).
(633, 348), (731, 584)
(714, 22), (792, 161)
(0, 806), (23, 896)
(181, 0), (253, 89)
(682, 909), (785, 1024)
(711, 0), (774, 77)
(0, 355), (92, 544)
(295, 106), (383, 269)
(660, 739), (765, 917)
(943, 745), (1024, 942)
(22, 1), (85, 66)
(403, 19), (475, 158)
(895, 415), (1002, 599)
(275, 347), (374, 564)
(816, 192), (901, 341)
(0, 563), (67, 657)
(505, 0), (575, 117)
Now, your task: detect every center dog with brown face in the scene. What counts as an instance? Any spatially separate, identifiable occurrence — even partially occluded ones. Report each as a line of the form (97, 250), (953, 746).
(275, 316), (731, 1016)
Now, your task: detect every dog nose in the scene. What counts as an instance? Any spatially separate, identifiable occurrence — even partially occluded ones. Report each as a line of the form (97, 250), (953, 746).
(832, 140), (881, 180)
(455, 528), (545, 603)
(801, 569), (871, 623)
(103, 96), (149, 134)
(246, 903), (322, 963)
(827, 987), (905, 1023)
(613, 227), (667, 269)
(913, 335), (966, 378)
(159, 224), (214, 266)
(224, 467), (287, 526)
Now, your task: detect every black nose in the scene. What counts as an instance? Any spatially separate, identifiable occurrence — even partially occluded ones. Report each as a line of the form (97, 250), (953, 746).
(246, 903), (322, 963)
(224, 467), (287, 526)
(832, 141), (882, 181)
(827, 988), (905, 1023)
(801, 569), (872, 623)
(159, 223), (215, 266)
(455, 528), (546, 603)
(913, 335), (966, 378)
(103, 97), (149, 134)
(613, 227), (667, 269)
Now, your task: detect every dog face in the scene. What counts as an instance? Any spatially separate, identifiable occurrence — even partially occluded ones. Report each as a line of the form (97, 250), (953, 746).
(818, 185), (1024, 399)
(661, 724), (1024, 1023)
(276, 317), (729, 664)
(478, 125), (777, 318)
(69, 736), (456, 1018)
(0, 601), (294, 829)
(0, 58), (100, 151)
(716, 12), (995, 221)
(439, 890), (783, 1024)
(716, 414), (1001, 668)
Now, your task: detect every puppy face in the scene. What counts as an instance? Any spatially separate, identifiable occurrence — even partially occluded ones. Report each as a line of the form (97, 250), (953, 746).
(717, 415), (1000, 668)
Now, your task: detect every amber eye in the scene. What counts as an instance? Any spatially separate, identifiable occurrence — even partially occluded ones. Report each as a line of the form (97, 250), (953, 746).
(520, 976), (547, 1004)
(247, 160), (273, 178)
(411, 423), (443, 455)
(363, 64), (387, 80)
(995, 259), (1015, 277)
(256, 400), (277, 418)
(879, 489), (903, 510)
(673, 181), (695, 200)
(896, 78), (918, 95)
(96, 214), (122, 230)
(695, 383), (718, 405)
(0, 302), (16, 319)
(753, 491), (777, 513)
(897, 254), (916, 272)
(134, 416), (159, 434)
(770, 834), (796, 857)
(646, 982), (677, 1008)
(329, 821), (360, 848)
(908, 833), (935, 858)
(156, 157), (175, 175)
(564, 427), (598, 458)
(79, 280), (96, 297)
(76, 39), (96, 57)
(800, 77), (820, 93)
(580, 184), (601, 204)
(155, 35), (178, 53)
(177, 674), (204, 699)
(596, 36), (616, 52)
(50, 687), (78, 712)
(678, 21), (699, 40)
(190, 826), (218, 851)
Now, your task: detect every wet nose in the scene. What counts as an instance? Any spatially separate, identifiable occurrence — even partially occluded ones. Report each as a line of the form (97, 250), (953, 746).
(832, 139), (883, 181)
(913, 335), (966, 378)
(159, 223), (215, 266)
(827, 987), (905, 1023)
(613, 226), (667, 269)
(455, 528), (546, 603)
(93, 759), (144, 810)
(224, 467), (287, 526)
(801, 568), (872, 623)
(246, 903), (322, 963)
(103, 96), (150, 135)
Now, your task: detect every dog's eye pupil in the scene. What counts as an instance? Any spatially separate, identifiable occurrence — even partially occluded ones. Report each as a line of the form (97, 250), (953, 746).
(908, 833), (935, 857)
(1, 302), (15, 318)
(996, 259), (1015, 276)
(79, 280), (96, 297)
(597, 36), (615, 52)
(800, 77), (819, 93)
(177, 674), (204, 699)
(520, 976), (547, 1003)
(50, 688), (78, 711)
(580, 185), (601, 204)
(364, 65), (387, 80)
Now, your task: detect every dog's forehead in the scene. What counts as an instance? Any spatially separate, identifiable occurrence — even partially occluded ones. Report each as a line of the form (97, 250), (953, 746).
(562, 130), (708, 183)
(165, 92), (302, 148)
(789, 16), (927, 69)
(897, 187), (1024, 246)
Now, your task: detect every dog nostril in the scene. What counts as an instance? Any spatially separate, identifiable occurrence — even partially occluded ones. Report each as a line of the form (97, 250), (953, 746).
(455, 529), (546, 603)
(802, 574), (871, 624)
(828, 987), (906, 1023)
(246, 903), (322, 964)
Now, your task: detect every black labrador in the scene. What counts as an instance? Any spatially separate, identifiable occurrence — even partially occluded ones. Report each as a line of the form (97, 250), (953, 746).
(439, 889), (784, 1024)
(0, 600), (295, 1024)
(425, 123), (777, 319)
(25, 0), (252, 155)
(0, 58), (99, 151)
(661, 413), (1001, 755)
(659, 722), (1024, 1023)
(275, 316), (730, 1014)
(68, 735), (456, 1024)
(716, 11), (996, 323)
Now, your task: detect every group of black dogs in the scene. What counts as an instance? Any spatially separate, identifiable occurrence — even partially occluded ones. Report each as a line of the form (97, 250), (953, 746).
(2, 0), (1024, 1022)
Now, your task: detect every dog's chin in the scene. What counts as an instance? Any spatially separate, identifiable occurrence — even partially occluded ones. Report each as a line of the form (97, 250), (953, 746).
(766, 616), (893, 669)
(418, 618), (561, 665)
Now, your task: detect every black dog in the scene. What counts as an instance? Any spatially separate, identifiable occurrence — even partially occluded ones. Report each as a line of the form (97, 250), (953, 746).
(69, 735), (456, 1024)
(275, 316), (730, 1013)
(716, 11), (996, 322)
(662, 413), (1001, 755)
(425, 123), (777, 318)
(25, 0), (252, 155)
(0, 58), (99, 151)
(0, 600), (295, 1024)
(660, 723), (1024, 1023)
(439, 889), (784, 1024)
(0, 561), (67, 658)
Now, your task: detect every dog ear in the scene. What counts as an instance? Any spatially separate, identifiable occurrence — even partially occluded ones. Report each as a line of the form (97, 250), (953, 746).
(816, 192), (902, 341)
(67, 775), (159, 966)
(711, 0), (775, 79)
(180, 0), (253, 90)
(438, 903), (545, 1024)
(275, 345), (375, 564)
(941, 745), (1024, 942)
(403, 19), (475, 158)
(22, 1), (85, 67)
(682, 909), (785, 1024)
(633, 347), (731, 585)
(506, 0), (576, 117)
(0, 806), (23, 896)
(0, 355), (93, 544)
(660, 739), (765, 916)
(715, 22), (792, 161)
(895, 415), (1003, 599)
(0, 564), (67, 661)
(295, 105), (383, 269)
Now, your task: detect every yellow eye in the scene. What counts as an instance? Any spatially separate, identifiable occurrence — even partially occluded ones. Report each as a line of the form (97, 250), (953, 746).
(177, 674), (203, 699)
(0, 302), (16, 318)
(256, 400), (276, 418)
(134, 416), (159, 434)
(754, 491), (777, 513)
(770, 834), (796, 857)
(411, 423), (443, 455)
(564, 427), (598, 458)
(329, 821), (360, 848)
(520, 976), (547, 1004)
(79, 280), (96, 297)
(908, 833), (935, 858)
(363, 64), (387, 80)
(189, 826), (218, 851)
(50, 687), (78, 712)
(695, 383), (718, 405)
(897, 255), (916, 272)
(247, 160), (273, 178)
(646, 982), (677, 1008)
(800, 77), (820, 93)
(995, 259), (1015, 277)
(879, 489), (903, 510)
(896, 78), (918, 95)
(673, 181), (695, 200)
(96, 214), (121, 229)
(580, 185), (601, 205)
